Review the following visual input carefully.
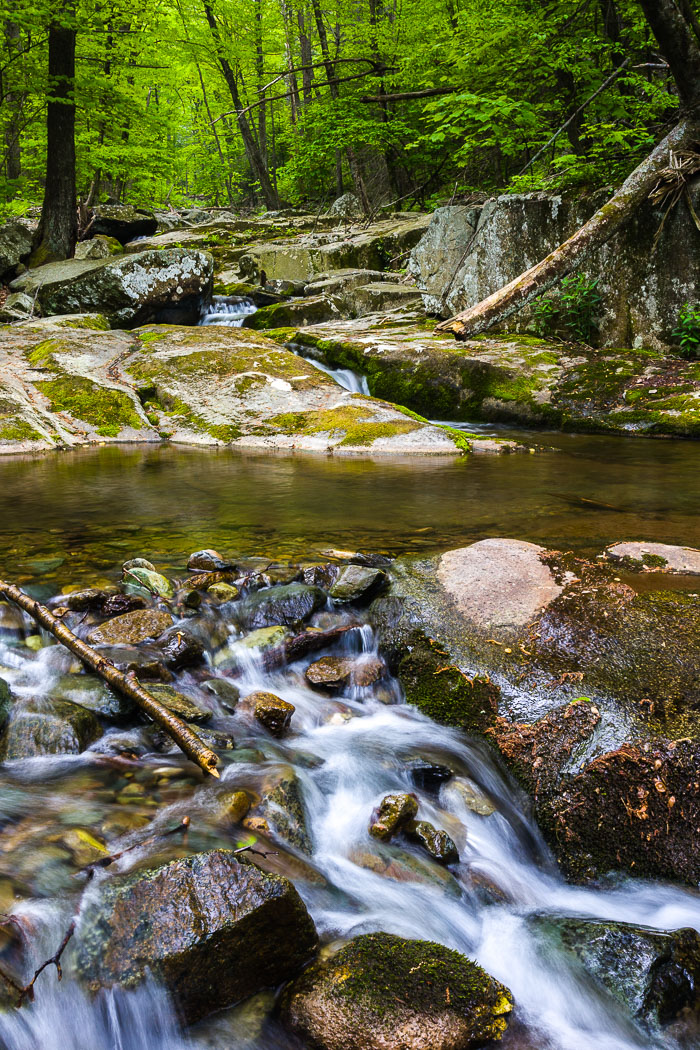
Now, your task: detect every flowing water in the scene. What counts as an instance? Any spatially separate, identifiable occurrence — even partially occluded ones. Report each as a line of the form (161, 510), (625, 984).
(0, 441), (699, 1049)
(199, 297), (258, 327)
(289, 343), (371, 395)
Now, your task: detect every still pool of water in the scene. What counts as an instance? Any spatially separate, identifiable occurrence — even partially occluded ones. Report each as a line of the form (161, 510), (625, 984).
(0, 434), (698, 585)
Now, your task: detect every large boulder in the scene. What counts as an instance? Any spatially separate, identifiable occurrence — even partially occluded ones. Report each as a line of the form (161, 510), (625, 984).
(281, 932), (513, 1050)
(91, 205), (158, 244)
(408, 190), (700, 353)
(75, 849), (319, 1023)
(0, 221), (33, 279)
(326, 193), (364, 220)
(11, 248), (213, 327)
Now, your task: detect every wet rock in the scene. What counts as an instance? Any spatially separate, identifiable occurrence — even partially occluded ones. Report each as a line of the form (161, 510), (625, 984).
(207, 582), (239, 603)
(122, 566), (174, 599)
(155, 626), (205, 670)
(242, 691), (295, 736)
(62, 588), (113, 612)
(202, 677), (240, 710)
(237, 584), (326, 630)
(531, 916), (700, 1031)
(75, 849), (319, 1023)
(187, 549), (235, 572)
(123, 557), (156, 572)
(329, 565), (385, 603)
(87, 608), (174, 646)
(91, 204), (158, 244)
(147, 684), (212, 723)
(305, 655), (384, 690)
(406, 820), (459, 864)
(369, 793), (419, 841)
(446, 777), (497, 817)
(487, 700), (601, 802)
(214, 625), (291, 672)
(605, 541), (700, 575)
(95, 644), (172, 681)
(0, 678), (12, 731)
(258, 769), (312, 854)
(281, 931), (513, 1050)
(0, 699), (102, 758)
(50, 673), (135, 722)
(150, 721), (234, 754)
(217, 790), (251, 824)
(0, 601), (26, 640)
(102, 593), (149, 616)
(301, 563), (341, 589)
(409, 761), (454, 792)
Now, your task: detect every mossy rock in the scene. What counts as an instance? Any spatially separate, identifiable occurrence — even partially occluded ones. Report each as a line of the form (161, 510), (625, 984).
(0, 699), (102, 759)
(281, 932), (513, 1050)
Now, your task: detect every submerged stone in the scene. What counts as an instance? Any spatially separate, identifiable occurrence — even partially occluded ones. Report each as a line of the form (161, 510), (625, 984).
(87, 608), (173, 646)
(0, 699), (102, 759)
(531, 916), (700, 1032)
(281, 932), (512, 1050)
(75, 849), (319, 1024)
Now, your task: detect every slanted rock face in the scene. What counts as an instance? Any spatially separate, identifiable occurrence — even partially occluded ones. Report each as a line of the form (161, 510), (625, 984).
(75, 850), (319, 1024)
(281, 932), (513, 1050)
(409, 189), (700, 353)
(10, 248), (213, 327)
(91, 205), (158, 244)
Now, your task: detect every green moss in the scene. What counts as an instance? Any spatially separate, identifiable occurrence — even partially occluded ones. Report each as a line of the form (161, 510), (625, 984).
(35, 376), (143, 434)
(396, 631), (499, 733)
(0, 418), (43, 442)
(52, 314), (110, 331)
(269, 405), (422, 447)
(25, 339), (63, 367)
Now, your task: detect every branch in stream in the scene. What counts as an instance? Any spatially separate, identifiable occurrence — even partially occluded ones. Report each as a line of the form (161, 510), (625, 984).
(0, 580), (219, 778)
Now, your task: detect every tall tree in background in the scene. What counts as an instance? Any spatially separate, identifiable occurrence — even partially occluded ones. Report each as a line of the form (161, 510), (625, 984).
(31, 6), (77, 264)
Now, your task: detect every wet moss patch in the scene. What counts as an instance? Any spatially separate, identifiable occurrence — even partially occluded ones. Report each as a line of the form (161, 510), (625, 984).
(35, 375), (143, 436)
(270, 405), (422, 446)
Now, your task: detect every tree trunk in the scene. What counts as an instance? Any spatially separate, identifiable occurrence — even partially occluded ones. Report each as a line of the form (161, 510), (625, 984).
(436, 0), (700, 340)
(202, 2), (280, 209)
(435, 119), (698, 339)
(0, 580), (220, 778)
(31, 12), (77, 265)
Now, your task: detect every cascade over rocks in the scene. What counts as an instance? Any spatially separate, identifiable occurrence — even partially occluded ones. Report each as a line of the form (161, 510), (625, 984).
(75, 849), (319, 1024)
(281, 932), (513, 1050)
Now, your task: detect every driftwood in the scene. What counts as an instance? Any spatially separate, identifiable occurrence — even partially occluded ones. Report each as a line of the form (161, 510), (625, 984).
(0, 581), (219, 778)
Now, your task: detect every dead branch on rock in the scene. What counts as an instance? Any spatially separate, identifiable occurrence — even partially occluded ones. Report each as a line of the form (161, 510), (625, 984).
(0, 581), (219, 778)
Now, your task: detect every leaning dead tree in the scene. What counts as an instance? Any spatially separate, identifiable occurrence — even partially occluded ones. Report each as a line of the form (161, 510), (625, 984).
(0, 581), (220, 778)
(436, 0), (700, 340)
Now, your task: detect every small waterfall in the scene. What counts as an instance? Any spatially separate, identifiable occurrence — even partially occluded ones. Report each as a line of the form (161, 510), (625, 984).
(288, 343), (370, 395)
(199, 296), (258, 328)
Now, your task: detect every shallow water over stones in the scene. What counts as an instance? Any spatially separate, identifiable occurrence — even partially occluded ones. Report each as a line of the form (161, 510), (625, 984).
(0, 445), (699, 1049)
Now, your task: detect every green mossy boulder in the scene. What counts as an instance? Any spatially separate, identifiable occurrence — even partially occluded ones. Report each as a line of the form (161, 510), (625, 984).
(75, 849), (319, 1024)
(369, 793), (419, 841)
(87, 608), (173, 646)
(281, 932), (513, 1050)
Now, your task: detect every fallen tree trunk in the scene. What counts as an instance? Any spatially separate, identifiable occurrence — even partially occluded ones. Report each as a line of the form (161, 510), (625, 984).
(435, 118), (699, 339)
(0, 581), (220, 778)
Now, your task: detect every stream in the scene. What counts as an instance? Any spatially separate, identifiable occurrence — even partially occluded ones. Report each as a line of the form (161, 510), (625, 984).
(0, 442), (699, 1050)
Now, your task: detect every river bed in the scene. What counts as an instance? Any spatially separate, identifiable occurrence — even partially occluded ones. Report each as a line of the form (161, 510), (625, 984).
(0, 439), (698, 1050)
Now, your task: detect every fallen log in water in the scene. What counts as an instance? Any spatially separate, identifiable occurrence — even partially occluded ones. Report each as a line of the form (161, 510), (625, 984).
(0, 580), (220, 778)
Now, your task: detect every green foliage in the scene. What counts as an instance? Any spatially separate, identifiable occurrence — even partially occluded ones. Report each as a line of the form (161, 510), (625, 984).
(531, 273), (601, 345)
(0, 0), (685, 213)
(673, 304), (700, 359)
